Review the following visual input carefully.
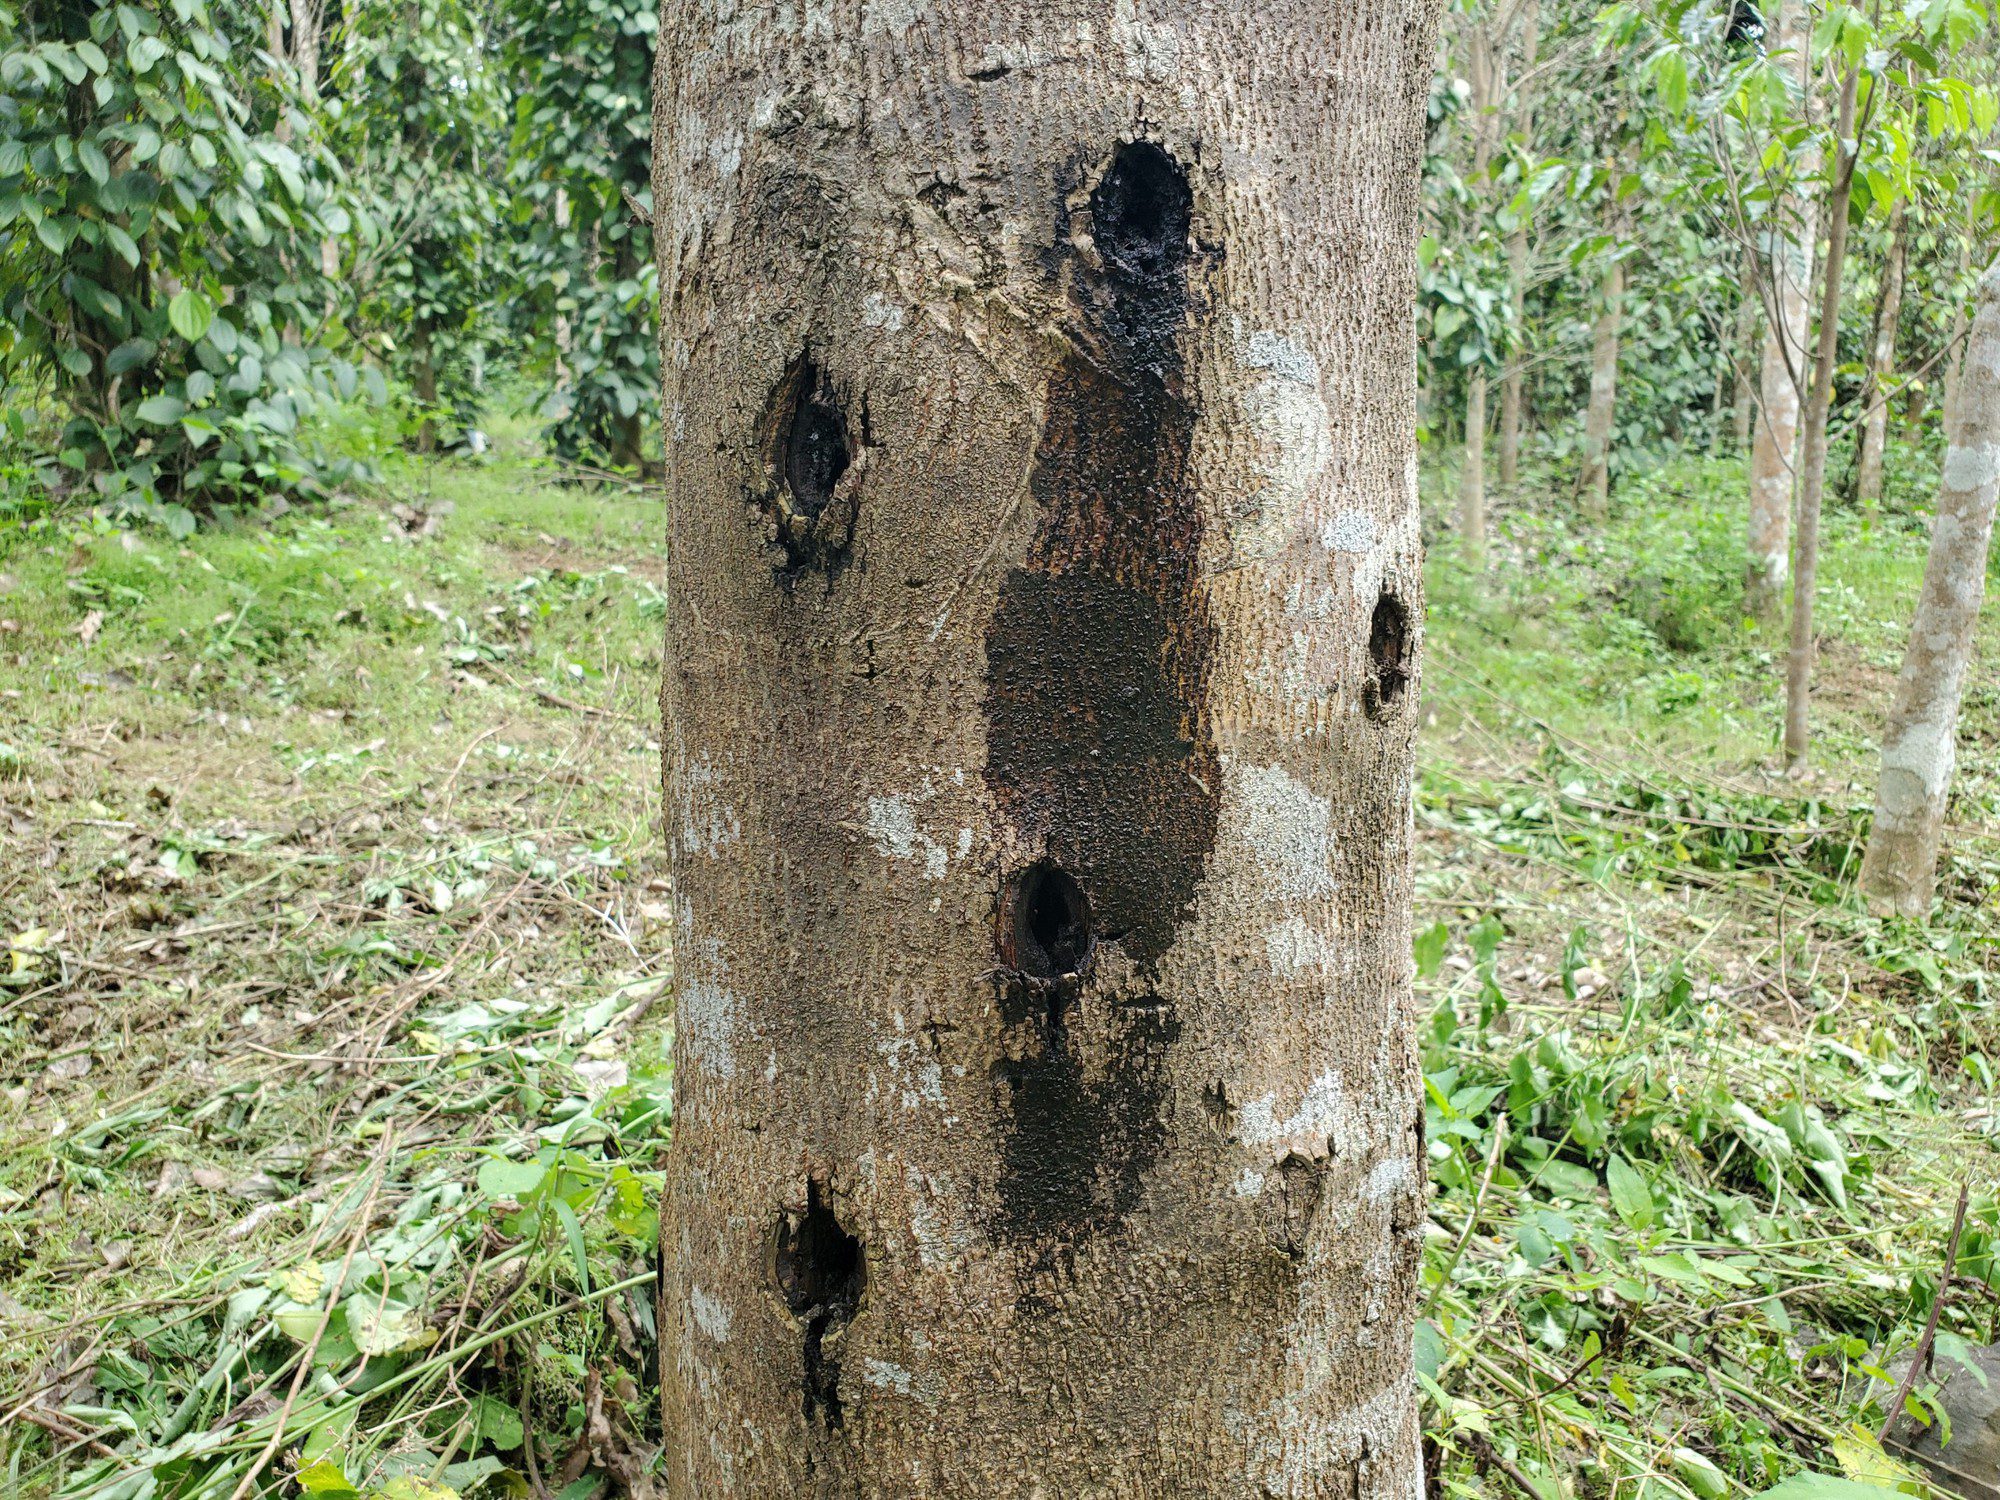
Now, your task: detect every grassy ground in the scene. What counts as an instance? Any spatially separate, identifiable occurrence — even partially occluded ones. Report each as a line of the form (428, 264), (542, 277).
(1, 434), (1996, 1500)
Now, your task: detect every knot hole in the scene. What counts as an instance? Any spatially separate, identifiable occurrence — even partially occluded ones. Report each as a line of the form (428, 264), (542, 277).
(1365, 591), (1412, 720)
(770, 1179), (864, 1428)
(1000, 861), (1095, 982)
(1090, 140), (1192, 283)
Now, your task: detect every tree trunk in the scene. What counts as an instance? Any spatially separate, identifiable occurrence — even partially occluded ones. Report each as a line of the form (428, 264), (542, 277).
(1496, 0), (1539, 488)
(1462, 366), (1487, 565)
(1577, 242), (1623, 519)
(412, 321), (438, 454)
(1854, 198), (1905, 508)
(289, 0), (322, 97)
(1782, 62), (1859, 774)
(1725, 249), (1758, 455)
(1857, 260), (2000, 914)
(1940, 228), (1976, 431)
(652, 4), (1436, 1495)
(552, 185), (573, 396)
(1744, 0), (1814, 623)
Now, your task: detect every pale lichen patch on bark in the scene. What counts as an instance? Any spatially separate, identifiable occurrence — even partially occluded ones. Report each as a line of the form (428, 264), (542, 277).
(1227, 761), (1338, 903)
(690, 1285), (734, 1343)
(865, 791), (953, 880)
(1321, 509), (1379, 555)
(673, 755), (742, 860)
(1942, 441), (1999, 491)
(1264, 913), (1338, 976)
(1237, 1067), (1352, 1158)
(677, 974), (740, 1081)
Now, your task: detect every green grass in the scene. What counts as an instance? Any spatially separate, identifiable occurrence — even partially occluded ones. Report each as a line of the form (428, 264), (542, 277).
(0, 431), (673, 1500)
(1, 433), (1996, 1500)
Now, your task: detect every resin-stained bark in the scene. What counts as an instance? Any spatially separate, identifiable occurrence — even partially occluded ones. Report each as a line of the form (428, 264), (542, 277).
(652, 2), (1437, 1496)
(1858, 262), (2000, 915)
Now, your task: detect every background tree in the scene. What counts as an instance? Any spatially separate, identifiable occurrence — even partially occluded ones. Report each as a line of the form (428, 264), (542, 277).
(654, 0), (1437, 1490)
(1858, 259), (2000, 913)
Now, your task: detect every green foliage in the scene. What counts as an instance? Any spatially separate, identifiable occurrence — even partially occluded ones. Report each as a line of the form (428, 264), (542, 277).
(503, 0), (656, 471)
(332, 0), (506, 449)
(0, 0), (369, 528)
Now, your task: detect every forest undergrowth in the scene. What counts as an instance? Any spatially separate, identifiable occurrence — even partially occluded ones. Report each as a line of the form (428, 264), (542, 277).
(1, 436), (1996, 1500)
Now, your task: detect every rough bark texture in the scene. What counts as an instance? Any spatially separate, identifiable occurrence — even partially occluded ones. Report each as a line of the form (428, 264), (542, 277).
(1577, 246), (1622, 519)
(1857, 262), (2000, 915)
(652, 3), (1437, 1496)
(1855, 199), (1905, 508)
(1461, 367), (1487, 566)
(1744, 0), (1813, 623)
(1781, 63), (1858, 773)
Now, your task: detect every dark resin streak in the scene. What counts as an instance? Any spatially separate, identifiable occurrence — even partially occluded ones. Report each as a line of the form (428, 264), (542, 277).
(982, 141), (1218, 1243)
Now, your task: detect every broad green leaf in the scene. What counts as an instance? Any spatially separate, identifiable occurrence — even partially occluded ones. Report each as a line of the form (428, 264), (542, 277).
(476, 1157), (546, 1202)
(295, 1457), (359, 1498)
(1750, 1480), (1908, 1500)
(467, 1392), (523, 1450)
(134, 394), (185, 426)
(167, 289), (214, 342)
(1606, 1154), (1657, 1230)
(104, 223), (141, 268)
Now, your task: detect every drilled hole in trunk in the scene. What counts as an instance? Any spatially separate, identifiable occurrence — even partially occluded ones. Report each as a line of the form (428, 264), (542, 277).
(1091, 140), (1191, 283)
(1001, 861), (1094, 981)
(780, 359), (849, 521)
(770, 1179), (864, 1428)
(1365, 591), (1412, 719)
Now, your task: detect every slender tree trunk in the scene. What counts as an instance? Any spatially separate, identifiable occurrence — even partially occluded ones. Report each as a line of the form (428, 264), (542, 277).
(1462, 367), (1487, 564)
(1497, 220), (1531, 484)
(290, 0), (322, 96)
(412, 321), (438, 454)
(653, 3), (1436, 1494)
(1496, 0), (1540, 488)
(1745, 0), (1814, 622)
(1940, 229), (1976, 430)
(1857, 261), (2000, 914)
(1726, 249), (1758, 454)
(1577, 238), (1623, 519)
(1782, 63), (1859, 774)
(552, 185), (573, 397)
(1855, 198), (1905, 508)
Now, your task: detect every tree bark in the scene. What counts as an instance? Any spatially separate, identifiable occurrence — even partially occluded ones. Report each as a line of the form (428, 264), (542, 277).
(1725, 249), (1758, 455)
(1461, 366), (1487, 565)
(1577, 235), (1623, 519)
(1782, 61), (1859, 774)
(1495, 0), (1539, 487)
(1744, 0), (1814, 623)
(1857, 260), (2000, 915)
(1854, 197), (1905, 508)
(652, 3), (1437, 1494)
(1940, 227), (1976, 431)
